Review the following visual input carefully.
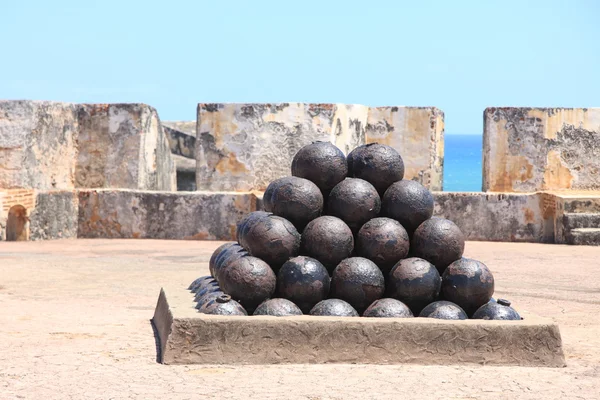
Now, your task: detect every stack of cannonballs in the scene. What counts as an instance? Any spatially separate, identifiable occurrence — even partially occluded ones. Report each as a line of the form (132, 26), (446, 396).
(190, 142), (521, 321)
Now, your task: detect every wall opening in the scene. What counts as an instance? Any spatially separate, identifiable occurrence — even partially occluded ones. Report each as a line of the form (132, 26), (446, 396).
(6, 205), (29, 241)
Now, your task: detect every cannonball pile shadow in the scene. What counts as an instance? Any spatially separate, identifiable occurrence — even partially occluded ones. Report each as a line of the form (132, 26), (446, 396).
(191, 141), (522, 321)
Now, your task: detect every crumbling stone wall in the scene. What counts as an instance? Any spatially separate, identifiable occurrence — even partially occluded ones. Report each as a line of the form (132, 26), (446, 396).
(483, 107), (600, 192)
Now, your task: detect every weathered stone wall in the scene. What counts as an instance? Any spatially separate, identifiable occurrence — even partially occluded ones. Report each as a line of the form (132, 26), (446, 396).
(77, 190), (258, 240)
(29, 191), (79, 240)
(196, 103), (367, 192)
(163, 122), (196, 159)
(366, 107), (444, 190)
(433, 192), (553, 243)
(0, 101), (78, 190)
(77, 104), (176, 191)
(196, 103), (445, 192)
(483, 107), (600, 192)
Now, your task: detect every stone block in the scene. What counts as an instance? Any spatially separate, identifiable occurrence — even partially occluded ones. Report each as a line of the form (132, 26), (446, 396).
(433, 192), (553, 243)
(0, 101), (78, 190)
(483, 107), (600, 192)
(77, 104), (176, 191)
(77, 190), (258, 240)
(152, 285), (566, 367)
(163, 122), (196, 159)
(367, 107), (444, 190)
(29, 190), (79, 240)
(196, 103), (367, 192)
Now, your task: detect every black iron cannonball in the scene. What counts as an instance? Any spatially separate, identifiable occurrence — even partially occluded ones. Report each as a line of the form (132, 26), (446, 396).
(347, 143), (404, 195)
(356, 217), (409, 275)
(276, 256), (330, 314)
(309, 299), (359, 317)
(194, 280), (221, 302)
(327, 178), (381, 232)
(270, 176), (324, 230)
(212, 243), (249, 285)
(411, 217), (465, 274)
(253, 298), (303, 316)
(331, 257), (385, 314)
(388, 257), (441, 315)
(301, 216), (354, 271)
(195, 290), (226, 310)
(189, 275), (215, 292)
(209, 242), (237, 279)
(381, 180), (434, 234)
(363, 298), (414, 318)
(291, 141), (348, 195)
(236, 211), (270, 245)
(199, 294), (248, 316)
(418, 300), (468, 320)
(263, 177), (288, 212)
(441, 258), (495, 316)
(472, 299), (521, 320)
(219, 256), (277, 313)
(241, 214), (301, 272)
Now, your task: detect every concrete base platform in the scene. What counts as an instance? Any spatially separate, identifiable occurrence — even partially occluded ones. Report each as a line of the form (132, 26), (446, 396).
(153, 284), (566, 367)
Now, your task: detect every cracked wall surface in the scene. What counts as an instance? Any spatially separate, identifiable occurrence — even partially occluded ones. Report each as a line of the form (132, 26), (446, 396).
(196, 103), (444, 192)
(483, 107), (600, 192)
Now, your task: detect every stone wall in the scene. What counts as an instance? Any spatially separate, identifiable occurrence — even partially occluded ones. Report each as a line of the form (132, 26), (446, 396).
(483, 107), (600, 192)
(29, 191), (79, 240)
(366, 107), (444, 190)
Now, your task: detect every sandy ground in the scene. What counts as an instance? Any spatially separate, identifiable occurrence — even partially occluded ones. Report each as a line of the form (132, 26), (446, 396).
(1, 239), (599, 400)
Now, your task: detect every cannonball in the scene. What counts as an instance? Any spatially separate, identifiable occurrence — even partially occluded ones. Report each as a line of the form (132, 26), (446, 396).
(309, 299), (359, 317)
(331, 257), (385, 314)
(472, 299), (521, 320)
(276, 256), (330, 314)
(356, 217), (409, 274)
(411, 217), (465, 274)
(189, 275), (215, 292)
(220, 256), (277, 313)
(212, 243), (249, 284)
(262, 177), (289, 212)
(301, 216), (354, 271)
(363, 298), (413, 318)
(270, 176), (324, 230)
(291, 141), (348, 196)
(241, 214), (301, 272)
(194, 280), (221, 302)
(388, 257), (441, 314)
(381, 180), (434, 234)
(347, 143), (404, 195)
(236, 211), (271, 244)
(441, 258), (495, 316)
(209, 243), (237, 279)
(418, 300), (467, 320)
(195, 290), (225, 310)
(253, 298), (303, 316)
(327, 178), (381, 232)
(199, 294), (248, 316)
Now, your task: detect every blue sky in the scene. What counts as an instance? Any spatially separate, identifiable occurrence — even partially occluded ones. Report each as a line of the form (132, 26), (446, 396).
(1, 0), (598, 134)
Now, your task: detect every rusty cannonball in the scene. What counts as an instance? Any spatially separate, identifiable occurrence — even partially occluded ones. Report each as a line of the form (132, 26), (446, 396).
(347, 143), (404, 195)
(356, 217), (409, 274)
(199, 294), (248, 316)
(189, 275), (215, 292)
(270, 176), (324, 230)
(194, 280), (221, 302)
(276, 256), (330, 314)
(327, 178), (381, 232)
(253, 298), (303, 316)
(472, 299), (521, 320)
(411, 217), (465, 274)
(263, 177), (292, 212)
(301, 216), (354, 271)
(240, 214), (300, 272)
(363, 298), (414, 318)
(309, 299), (359, 317)
(236, 211), (270, 244)
(195, 290), (225, 310)
(331, 257), (385, 314)
(388, 257), (441, 314)
(209, 243), (238, 279)
(220, 256), (277, 313)
(418, 300), (468, 320)
(381, 180), (434, 234)
(212, 243), (249, 284)
(441, 258), (495, 316)
(291, 141), (348, 196)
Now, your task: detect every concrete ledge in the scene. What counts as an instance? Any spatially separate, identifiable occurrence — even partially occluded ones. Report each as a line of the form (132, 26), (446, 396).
(152, 284), (566, 367)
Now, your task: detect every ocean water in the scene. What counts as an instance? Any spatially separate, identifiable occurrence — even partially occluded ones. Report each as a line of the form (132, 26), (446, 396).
(443, 134), (483, 192)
